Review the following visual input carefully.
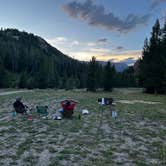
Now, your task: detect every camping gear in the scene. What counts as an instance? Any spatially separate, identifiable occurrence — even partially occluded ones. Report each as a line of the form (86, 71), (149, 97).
(81, 109), (89, 115)
(27, 115), (33, 121)
(42, 116), (48, 119)
(98, 97), (117, 119)
(60, 100), (77, 118)
(59, 108), (64, 114)
(10, 111), (17, 117)
(98, 98), (114, 113)
(36, 106), (49, 116)
(112, 111), (117, 119)
(98, 98), (114, 105)
(112, 102), (117, 106)
(53, 115), (62, 120)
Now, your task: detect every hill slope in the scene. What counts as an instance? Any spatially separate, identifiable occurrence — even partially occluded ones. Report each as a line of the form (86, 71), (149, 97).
(0, 29), (87, 89)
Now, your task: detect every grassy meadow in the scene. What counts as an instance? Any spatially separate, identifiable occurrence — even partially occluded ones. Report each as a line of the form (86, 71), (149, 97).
(0, 88), (166, 166)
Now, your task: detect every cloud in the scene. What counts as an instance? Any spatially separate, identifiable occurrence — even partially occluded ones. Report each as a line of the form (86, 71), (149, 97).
(46, 37), (108, 53)
(161, 9), (166, 20)
(71, 40), (80, 46)
(68, 49), (141, 62)
(97, 38), (108, 43)
(46, 37), (68, 46)
(55, 37), (67, 42)
(119, 57), (137, 66)
(62, 0), (150, 33)
(95, 50), (141, 61)
(87, 42), (97, 47)
(46, 37), (140, 62)
(46, 37), (80, 47)
(109, 57), (137, 65)
(115, 46), (124, 51)
(151, 0), (166, 10)
(87, 38), (108, 46)
(89, 48), (110, 53)
(46, 37), (80, 56)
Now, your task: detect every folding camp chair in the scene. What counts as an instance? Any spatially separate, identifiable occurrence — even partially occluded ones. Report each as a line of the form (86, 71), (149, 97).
(61, 100), (77, 118)
(98, 98), (114, 115)
(36, 106), (49, 116)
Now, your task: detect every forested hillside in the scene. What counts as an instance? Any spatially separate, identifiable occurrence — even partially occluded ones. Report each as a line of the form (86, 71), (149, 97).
(0, 29), (89, 89)
(0, 28), (136, 90)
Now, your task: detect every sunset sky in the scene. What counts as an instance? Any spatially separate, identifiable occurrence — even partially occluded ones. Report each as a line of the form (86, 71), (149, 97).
(0, 0), (166, 63)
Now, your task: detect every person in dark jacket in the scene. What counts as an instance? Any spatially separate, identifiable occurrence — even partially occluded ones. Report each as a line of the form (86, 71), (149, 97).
(13, 97), (27, 114)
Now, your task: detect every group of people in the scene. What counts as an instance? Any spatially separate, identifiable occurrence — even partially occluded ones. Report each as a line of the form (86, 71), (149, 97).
(13, 97), (78, 118)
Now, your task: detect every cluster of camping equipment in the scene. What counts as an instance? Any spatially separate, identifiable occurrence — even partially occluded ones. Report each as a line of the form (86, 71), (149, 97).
(11, 97), (117, 120)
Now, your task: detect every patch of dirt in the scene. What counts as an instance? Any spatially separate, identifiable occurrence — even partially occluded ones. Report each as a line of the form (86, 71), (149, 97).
(0, 90), (33, 96)
(117, 100), (161, 104)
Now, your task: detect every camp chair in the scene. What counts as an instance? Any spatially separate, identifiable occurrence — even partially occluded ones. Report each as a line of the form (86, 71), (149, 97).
(98, 98), (114, 113)
(13, 104), (27, 114)
(14, 106), (25, 114)
(61, 100), (77, 118)
(36, 106), (48, 116)
(98, 98), (113, 105)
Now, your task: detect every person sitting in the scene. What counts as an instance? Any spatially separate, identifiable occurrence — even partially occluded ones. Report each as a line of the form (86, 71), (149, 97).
(59, 100), (77, 118)
(13, 97), (27, 114)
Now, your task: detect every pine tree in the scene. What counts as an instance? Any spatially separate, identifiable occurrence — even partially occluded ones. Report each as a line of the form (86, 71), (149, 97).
(0, 63), (8, 88)
(18, 72), (27, 88)
(140, 19), (166, 94)
(103, 61), (114, 91)
(87, 56), (97, 92)
(160, 21), (166, 92)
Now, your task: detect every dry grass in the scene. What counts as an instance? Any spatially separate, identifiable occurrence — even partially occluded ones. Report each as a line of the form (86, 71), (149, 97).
(0, 88), (166, 166)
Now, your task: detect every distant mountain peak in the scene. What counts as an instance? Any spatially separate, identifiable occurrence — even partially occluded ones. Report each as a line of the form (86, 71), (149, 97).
(97, 60), (128, 72)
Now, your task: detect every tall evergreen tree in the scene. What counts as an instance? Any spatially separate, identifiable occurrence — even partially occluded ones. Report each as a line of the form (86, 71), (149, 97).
(140, 19), (166, 94)
(18, 72), (27, 88)
(103, 61), (114, 91)
(87, 56), (97, 92)
(0, 62), (8, 88)
(160, 21), (166, 92)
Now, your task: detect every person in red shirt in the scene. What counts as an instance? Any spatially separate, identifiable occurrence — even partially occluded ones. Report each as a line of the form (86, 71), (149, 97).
(60, 100), (77, 118)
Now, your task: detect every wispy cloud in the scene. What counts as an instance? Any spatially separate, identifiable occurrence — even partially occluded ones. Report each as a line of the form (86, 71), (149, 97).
(65, 49), (141, 62)
(119, 57), (137, 66)
(109, 57), (137, 66)
(87, 39), (108, 46)
(115, 46), (124, 51)
(95, 50), (141, 61)
(46, 37), (107, 59)
(46, 37), (141, 62)
(151, 0), (166, 10)
(62, 0), (150, 33)
(46, 37), (80, 57)
(97, 38), (108, 43)
(87, 42), (97, 47)
(71, 40), (80, 46)
(159, 8), (166, 20)
(89, 48), (110, 53)
(46, 37), (68, 46)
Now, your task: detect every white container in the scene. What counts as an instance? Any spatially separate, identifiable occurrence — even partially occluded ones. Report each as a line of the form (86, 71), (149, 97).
(112, 111), (117, 118)
(102, 98), (105, 105)
(82, 109), (89, 115)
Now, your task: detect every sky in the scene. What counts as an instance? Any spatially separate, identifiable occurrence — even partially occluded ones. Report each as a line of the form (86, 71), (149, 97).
(0, 0), (166, 64)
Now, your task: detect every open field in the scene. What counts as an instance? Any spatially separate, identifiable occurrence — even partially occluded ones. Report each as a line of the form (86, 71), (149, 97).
(0, 88), (166, 166)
